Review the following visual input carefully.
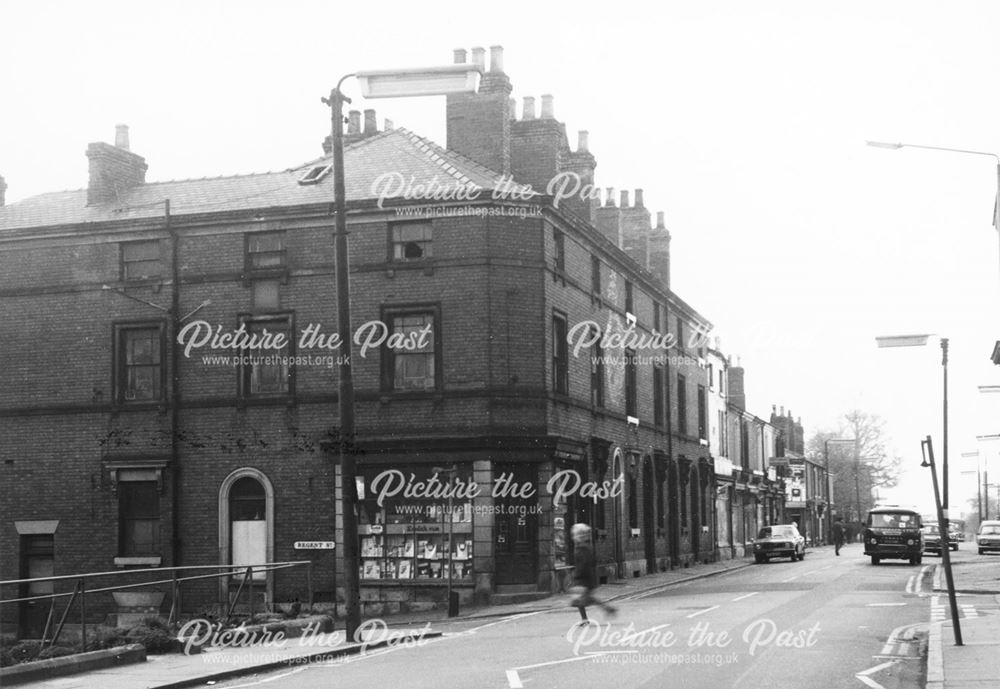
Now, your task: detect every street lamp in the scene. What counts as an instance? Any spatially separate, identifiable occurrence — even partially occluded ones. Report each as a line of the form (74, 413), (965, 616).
(866, 140), (1000, 284)
(921, 436), (963, 646)
(323, 61), (482, 639)
(824, 438), (854, 542)
(876, 334), (950, 510)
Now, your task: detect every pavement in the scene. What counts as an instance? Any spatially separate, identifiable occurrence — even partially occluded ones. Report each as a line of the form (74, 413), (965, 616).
(14, 548), (999, 689)
(926, 550), (1000, 689)
(6, 554), (757, 689)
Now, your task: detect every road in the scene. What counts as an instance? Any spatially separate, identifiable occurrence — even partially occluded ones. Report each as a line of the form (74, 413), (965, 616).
(214, 543), (939, 689)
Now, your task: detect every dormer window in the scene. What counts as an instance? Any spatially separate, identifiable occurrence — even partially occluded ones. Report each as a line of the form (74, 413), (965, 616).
(297, 164), (332, 185)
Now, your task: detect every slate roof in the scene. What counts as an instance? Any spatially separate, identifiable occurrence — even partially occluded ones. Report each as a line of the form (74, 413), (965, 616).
(0, 128), (507, 231)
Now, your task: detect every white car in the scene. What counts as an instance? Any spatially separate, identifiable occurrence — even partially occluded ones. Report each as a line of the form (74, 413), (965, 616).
(977, 521), (1000, 555)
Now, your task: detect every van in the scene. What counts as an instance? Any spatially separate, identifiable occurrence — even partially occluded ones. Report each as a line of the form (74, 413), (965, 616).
(977, 520), (1000, 555)
(864, 506), (923, 565)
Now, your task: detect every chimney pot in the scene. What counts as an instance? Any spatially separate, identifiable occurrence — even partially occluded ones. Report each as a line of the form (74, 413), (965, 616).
(453, 48), (467, 64)
(115, 124), (130, 151)
(634, 189), (644, 207)
(348, 110), (361, 135)
(471, 47), (486, 67)
(577, 130), (589, 152)
(656, 211), (665, 228)
(606, 187), (616, 206)
(522, 96), (536, 120)
(620, 190), (629, 208)
(540, 94), (554, 119)
(489, 45), (504, 73)
(363, 109), (377, 135)
(780, 406), (785, 416)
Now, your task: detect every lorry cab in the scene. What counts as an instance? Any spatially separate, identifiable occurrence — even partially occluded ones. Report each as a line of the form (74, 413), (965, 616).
(864, 507), (923, 565)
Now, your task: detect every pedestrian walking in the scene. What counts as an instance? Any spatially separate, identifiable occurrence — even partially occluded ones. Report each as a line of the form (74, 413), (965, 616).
(569, 523), (617, 625)
(832, 517), (846, 556)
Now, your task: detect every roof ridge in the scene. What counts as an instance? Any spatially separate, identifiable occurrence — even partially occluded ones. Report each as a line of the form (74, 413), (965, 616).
(392, 127), (505, 186)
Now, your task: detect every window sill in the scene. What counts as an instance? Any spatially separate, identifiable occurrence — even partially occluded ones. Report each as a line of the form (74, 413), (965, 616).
(114, 556), (162, 568)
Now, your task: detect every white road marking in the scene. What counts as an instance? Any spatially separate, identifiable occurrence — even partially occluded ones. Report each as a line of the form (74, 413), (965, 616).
(506, 652), (625, 687)
(731, 592), (759, 601)
(855, 659), (901, 689)
(867, 603), (907, 607)
(685, 605), (720, 618)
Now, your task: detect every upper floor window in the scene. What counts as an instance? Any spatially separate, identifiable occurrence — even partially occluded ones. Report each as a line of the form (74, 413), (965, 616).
(383, 309), (438, 391)
(676, 317), (685, 351)
(653, 302), (661, 333)
(625, 280), (634, 315)
(553, 228), (565, 273)
(121, 240), (160, 281)
(590, 325), (605, 408)
(625, 348), (637, 418)
(653, 364), (664, 427)
(698, 384), (707, 440)
(246, 232), (286, 271)
(552, 311), (569, 395)
(677, 373), (688, 435)
(238, 315), (293, 397)
(391, 222), (432, 260)
(591, 255), (601, 294)
(115, 323), (164, 403)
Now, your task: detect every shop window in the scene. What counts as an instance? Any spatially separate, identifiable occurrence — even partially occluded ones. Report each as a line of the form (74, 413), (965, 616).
(121, 240), (161, 281)
(238, 315), (293, 397)
(552, 311), (569, 395)
(391, 222), (432, 260)
(115, 323), (164, 403)
(356, 465), (475, 581)
(119, 481), (160, 557)
(382, 310), (437, 391)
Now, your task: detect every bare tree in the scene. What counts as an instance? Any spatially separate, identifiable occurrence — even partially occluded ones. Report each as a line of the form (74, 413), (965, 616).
(807, 410), (903, 522)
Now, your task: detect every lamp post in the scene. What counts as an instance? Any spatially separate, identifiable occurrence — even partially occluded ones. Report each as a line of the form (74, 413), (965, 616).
(824, 438), (854, 543)
(322, 62), (481, 639)
(876, 334), (950, 510)
(921, 436), (963, 646)
(866, 140), (1000, 285)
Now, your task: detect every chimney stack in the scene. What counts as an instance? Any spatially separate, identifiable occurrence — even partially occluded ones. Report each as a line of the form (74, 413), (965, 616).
(578, 130), (589, 152)
(453, 48), (467, 64)
(595, 187), (624, 247)
(0, 175), (6, 207)
(383, 118), (393, 131)
(728, 365), (746, 410)
(620, 190), (630, 208)
(522, 96), (536, 120)
(649, 210), (671, 288)
(634, 189), (644, 207)
(540, 94), (554, 119)
(489, 45), (504, 73)
(348, 110), (361, 135)
(115, 124), (130, 151)
(447, 46), (511, 175)
(363, 109), (378, 136)
(86, 125), (148, 206)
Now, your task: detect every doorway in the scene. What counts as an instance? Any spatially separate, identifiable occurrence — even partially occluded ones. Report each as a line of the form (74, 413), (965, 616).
(494, 462), (538, 586)
(19, 535), (54, 639)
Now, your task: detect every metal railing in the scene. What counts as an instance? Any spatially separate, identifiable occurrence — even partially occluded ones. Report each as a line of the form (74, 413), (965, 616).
(0, 560), (314, 651)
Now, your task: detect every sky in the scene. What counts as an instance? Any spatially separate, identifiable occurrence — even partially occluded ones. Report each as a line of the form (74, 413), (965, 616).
(3, 0), (999, 516)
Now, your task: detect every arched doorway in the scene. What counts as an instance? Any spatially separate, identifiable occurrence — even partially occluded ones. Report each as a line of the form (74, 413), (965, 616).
(219, 469), (274, 608)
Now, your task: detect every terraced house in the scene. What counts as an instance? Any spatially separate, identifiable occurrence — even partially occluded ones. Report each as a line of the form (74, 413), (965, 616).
(0, 46), (723, 636)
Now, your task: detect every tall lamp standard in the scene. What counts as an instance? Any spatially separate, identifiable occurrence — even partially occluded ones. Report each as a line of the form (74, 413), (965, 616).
(322, 62), (482, 639)
(866, 140), (1000, 284)
(824, 438), (855, 543)
(922, 436), (963, 646)
(876, 334), (950, 510)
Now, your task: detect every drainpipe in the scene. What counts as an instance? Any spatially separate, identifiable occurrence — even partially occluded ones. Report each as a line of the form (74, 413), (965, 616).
(167, 200), (181, 569)
(665, 318), (675, 567)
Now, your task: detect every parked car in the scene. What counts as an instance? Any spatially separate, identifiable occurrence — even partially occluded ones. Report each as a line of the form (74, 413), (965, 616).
(753, 524), (806, 563)
(977, 521), (1000, 555)
(922, 524), (943, 554)
(864, 506), (923, 565)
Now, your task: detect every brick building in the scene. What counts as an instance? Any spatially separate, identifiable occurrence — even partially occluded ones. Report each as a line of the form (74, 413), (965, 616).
(0, 46), (717, 636)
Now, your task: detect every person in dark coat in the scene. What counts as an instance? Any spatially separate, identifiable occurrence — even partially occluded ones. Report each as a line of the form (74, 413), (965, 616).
(832, 518), (846, 556)
(570, 523), (617, 624)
